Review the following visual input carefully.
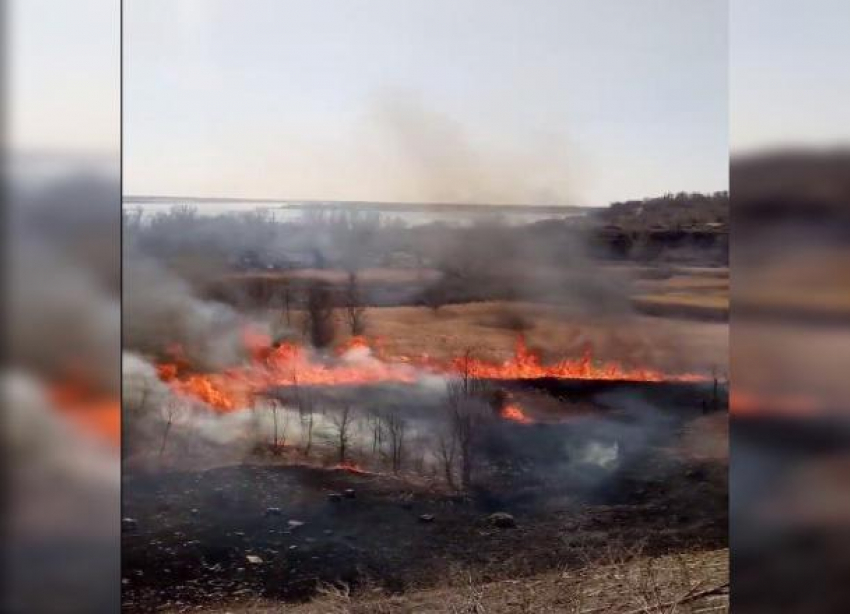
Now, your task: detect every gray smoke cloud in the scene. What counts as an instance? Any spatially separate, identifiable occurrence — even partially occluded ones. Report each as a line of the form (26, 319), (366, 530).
(122, 254), (268, 371)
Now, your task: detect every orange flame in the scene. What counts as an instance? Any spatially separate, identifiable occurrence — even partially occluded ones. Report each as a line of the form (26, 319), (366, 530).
(730, 390), (820, 418)
(501, 403), (533, 424)
(49, 381), (121, 445)
(332, 461), (370, 475)
(157, 333), (705, 412)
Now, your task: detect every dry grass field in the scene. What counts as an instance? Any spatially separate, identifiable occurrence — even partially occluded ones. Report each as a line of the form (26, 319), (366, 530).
(630, 268), (729, 321)
(278, 300), (728, 375)
(191, 548), (729, 614)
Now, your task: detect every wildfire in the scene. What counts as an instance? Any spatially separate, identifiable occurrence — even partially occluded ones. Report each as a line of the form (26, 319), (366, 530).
(332, 461), (370, 475)
(156, 332), (705, 411)
(730, 390), (822, 418)
(454, 337), (701, 383)
(49, 380), (121, 445)
(501, 403), (533, 424)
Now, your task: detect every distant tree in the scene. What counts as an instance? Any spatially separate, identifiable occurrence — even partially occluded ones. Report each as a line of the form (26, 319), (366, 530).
(343, 271), (367, 335)
(368, 407), (386, 457)
(304, 281), (336, 348)
(329, 405), (354, 464)
(159, 397), (186, 458)
(384, 412), (407, 474)
(262, 396), (288, 452)
(422, 280), (448, 313)
(436, 428), (458, 490)
(291, 375), (316, 456)
(445, 351), (492, 489)
(278, 280), (293, 327)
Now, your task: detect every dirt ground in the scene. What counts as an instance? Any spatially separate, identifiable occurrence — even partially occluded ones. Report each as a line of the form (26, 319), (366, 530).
(122, 382), (727, 612)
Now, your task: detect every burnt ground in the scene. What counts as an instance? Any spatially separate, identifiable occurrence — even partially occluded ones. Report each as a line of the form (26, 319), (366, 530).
(122, 381), (727, 612)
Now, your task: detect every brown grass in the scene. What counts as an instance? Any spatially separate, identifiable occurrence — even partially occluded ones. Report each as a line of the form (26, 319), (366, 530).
(629, 268), (729, 321)
(630, 295), (729, 321)
(313, 301), (728, 374)
(194, 548), (729, 614)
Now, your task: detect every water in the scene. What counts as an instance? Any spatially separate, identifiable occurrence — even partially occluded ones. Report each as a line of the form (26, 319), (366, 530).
(122, 197), (587, 227)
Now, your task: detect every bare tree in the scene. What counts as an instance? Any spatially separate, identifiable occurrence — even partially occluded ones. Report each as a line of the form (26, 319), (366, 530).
(264, 397), (289, 452)
(279, 280), (293, 327)
(384, 412), (407, 474)
(422, 280), (447, 313)
(329, 405), (354, 464)
(268, 397), (280, 448)
(436, 428), (458, 490)
(304, 281), (336, 348)
(343, 271), (367, 335)
(367, 407), (385, 458)
(124, 375), (153, 444)
(445, 352), (491, 489)
(292, 375), (316, 457)
(159, 396), (185, 457)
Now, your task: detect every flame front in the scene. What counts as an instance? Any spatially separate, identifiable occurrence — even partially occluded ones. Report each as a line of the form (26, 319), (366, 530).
(49, 380), (121, 445)
(501, 403), (533, 424)
(157, 332), (705, 411)
(333, 461), (370, 474)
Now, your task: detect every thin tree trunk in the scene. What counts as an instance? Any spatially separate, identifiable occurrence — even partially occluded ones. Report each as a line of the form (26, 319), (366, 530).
(159, 419), (172, 457)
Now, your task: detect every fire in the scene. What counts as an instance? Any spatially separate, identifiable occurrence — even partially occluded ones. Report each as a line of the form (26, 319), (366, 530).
(157, 333), (705, 411)
(332, 461), (370, 475)
(730, 390), (821, 417)
(501, 403), (533, 424)
(49, 380), (121, 445)
(453, 337), (701, 383)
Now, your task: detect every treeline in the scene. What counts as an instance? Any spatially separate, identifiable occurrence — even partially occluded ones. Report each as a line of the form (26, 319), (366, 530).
(597, 191), (729, 231)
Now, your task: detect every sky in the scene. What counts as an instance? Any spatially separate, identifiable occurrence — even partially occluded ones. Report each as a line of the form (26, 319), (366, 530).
(8, 0), (119, 157)
(731, 0), (850, 153)
(123, 0), (728, 206)
(9, 1), (850, 202)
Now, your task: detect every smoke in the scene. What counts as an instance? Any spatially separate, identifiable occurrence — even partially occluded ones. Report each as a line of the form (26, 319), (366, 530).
(363, 92), (579, 206)
(122, 351), (262, 466)
(3, 371), (120, 614)
(122, 255), (265, 370)
(8, 175), (120, 393)
(4, 372), (119, 500)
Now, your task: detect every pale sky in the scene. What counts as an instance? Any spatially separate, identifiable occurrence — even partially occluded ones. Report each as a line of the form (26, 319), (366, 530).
(123, 0), (728, 206)
(8, 0), (119, 157)
(11, 1), (850, 200)
(731, 0), (850, 153)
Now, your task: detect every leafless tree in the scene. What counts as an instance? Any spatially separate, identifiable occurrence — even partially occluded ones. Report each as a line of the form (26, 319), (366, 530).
(304, 281), (336, 348)
(367, 407), (385, 457)
(436, 428), (458, 490)
(292, 374), (316, 456)
(343, 271), (367, 335)
(124, 375), (153, 437)
(422, 280), (447, 313)
(329, 405), (354, 464)
(279, 280), (293, 327)
(445, 351), (491, 489)
(159, 396), (185, 457)
(265, 397), (289, 451)
(384, 412), (407, 474)
(454, 348), (488, 397)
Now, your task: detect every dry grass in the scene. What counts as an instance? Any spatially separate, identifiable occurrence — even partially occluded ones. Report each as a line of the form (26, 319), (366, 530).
(630, 269), (729, 321)
(196, 548), (728, 614)
(630, 295), (729, 320)
(320, 301), (728, 374)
